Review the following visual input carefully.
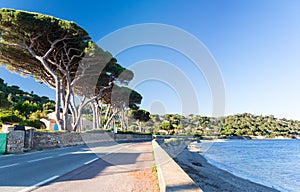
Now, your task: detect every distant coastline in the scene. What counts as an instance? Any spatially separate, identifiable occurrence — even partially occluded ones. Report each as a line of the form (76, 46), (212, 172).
(225, 135), (300, 140)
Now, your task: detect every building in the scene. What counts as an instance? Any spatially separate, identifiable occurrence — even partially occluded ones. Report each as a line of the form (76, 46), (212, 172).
(40, 112), (72, 131)
(40, 112), (93, 131)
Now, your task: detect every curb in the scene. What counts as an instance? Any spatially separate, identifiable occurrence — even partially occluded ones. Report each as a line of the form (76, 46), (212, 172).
(152, 140), (202, 192)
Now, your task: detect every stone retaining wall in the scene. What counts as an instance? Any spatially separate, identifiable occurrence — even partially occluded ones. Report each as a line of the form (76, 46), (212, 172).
(115, 133), (152, 140)
(3, 130), (153, 153)
(33, 132), (152, 150)
(6, 131), (25, 153)
(33, 132), (84, 149)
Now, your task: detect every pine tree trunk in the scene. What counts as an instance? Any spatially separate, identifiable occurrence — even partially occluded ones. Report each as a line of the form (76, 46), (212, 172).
(98, 104), (102, 129)
(139, 121), (142, 133)
(95, 102), (100, 129)
(90, 102), (97, 129)
(55, 77), (64, 130)
(104, 109), (118, 129)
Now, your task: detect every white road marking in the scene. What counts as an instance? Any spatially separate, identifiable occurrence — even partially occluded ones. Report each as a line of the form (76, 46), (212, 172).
(27, 156), (54, 163)
(18, 175), (59, 192)
(71, 150), (92, 155)
(1, 154), (14, 157)
(57, 152), (70, 157)
(84, 158), (99, 165)
(54, 148), (66, 151)
(0, 163), (19, 169)
(101, 143), (136, 157)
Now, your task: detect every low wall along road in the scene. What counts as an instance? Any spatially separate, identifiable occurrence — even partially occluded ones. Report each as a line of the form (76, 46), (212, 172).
(1, 130), (153, 153)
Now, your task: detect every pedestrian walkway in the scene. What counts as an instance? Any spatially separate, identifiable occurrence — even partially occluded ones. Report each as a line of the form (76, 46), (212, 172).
(33, 142), (159, 192)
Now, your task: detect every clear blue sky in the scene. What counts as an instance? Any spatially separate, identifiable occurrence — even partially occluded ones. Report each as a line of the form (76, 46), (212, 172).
(0, 0), (300, 120)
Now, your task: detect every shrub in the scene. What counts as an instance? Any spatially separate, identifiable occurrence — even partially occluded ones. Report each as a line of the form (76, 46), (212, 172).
(0, 110), (23, 123)
(19, 119), (46, 129)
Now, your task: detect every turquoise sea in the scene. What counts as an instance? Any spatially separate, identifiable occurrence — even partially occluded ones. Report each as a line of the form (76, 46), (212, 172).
(201, 140), (300, 192)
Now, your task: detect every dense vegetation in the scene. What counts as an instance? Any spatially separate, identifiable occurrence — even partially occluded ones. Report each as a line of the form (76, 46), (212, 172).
(220, 113), (300, 138)
(0, 78), (55, 128)
(127, 113), (300, 138)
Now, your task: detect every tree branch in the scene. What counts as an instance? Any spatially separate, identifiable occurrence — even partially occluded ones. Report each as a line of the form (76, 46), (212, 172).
(70, 62), (89, 87)
(42, 35), (69, 59)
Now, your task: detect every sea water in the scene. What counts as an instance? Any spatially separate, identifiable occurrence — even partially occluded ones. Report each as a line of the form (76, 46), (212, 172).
(201, 140), (300, 192)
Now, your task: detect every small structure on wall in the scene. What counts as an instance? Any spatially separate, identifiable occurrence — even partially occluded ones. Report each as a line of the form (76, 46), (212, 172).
(40, 112), (72, 131)
(40, 112), (93, 131)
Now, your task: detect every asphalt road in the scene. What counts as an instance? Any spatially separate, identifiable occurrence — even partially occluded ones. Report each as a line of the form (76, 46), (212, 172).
(0, 141), (139, 192)
(33, 141), (156, 192)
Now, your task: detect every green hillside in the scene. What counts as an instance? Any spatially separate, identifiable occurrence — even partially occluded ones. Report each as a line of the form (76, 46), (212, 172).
(0, 78), (55, 128)
(136, 113), (300, 138)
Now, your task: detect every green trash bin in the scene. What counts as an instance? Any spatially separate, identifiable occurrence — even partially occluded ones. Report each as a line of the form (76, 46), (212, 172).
(0, 133), (7, 154)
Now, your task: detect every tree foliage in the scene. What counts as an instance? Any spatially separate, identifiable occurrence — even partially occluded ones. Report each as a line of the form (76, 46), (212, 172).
(0, 8), (89, 86)
(0, 8), (91, 131)
(129, 109), (150, 122)
(100, 85), (142, 109)
(0, 9), (137, 131)
(14, 100), (41, 118)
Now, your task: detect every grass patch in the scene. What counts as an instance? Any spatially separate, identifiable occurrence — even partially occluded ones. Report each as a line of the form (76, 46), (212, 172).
(152, 164), (157, 173)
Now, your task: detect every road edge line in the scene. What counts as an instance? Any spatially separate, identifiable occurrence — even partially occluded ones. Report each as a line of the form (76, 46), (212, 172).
(0, 163), (19, 169)
(18, 175), (59, 192)
(27, 156), (54, 163)
(84, 157), (99, 165)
